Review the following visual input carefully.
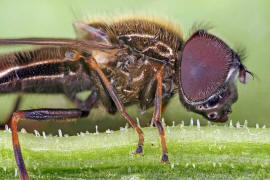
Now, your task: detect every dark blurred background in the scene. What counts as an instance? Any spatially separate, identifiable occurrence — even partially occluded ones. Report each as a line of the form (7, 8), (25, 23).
(0, 0), (269, 134)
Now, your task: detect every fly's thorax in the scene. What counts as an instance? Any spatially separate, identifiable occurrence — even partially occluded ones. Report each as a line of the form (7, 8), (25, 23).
(74, 18), (184, 66)
(91, 48), (177, 109)
(117, 33), (175, 63)
(73, 18), (183, 107)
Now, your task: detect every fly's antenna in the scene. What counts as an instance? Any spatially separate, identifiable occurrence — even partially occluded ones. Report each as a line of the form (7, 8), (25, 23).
(235, 45), (258, 81)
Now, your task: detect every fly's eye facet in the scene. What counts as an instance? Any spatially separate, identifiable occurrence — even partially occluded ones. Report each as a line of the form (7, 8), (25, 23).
(179, 31), (232, 102)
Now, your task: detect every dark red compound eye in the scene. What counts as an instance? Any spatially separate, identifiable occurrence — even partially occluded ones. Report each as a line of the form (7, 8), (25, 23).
(180, 31), (232, 102)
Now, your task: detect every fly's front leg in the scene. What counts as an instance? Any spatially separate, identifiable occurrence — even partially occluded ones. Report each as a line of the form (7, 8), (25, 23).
(0, 94), (22, 130)
(11, 108), (89, 180)
(87, 58), (144, 154)
(153, 67), (169, 163)
(149, 100), (170, 126)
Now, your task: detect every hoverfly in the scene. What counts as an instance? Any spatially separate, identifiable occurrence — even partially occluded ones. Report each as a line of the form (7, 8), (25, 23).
(0, 17), (250, 180)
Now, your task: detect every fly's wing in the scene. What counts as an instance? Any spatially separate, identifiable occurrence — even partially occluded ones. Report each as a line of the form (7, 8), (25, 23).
(0, 21), (117, 51)
(0, 38), (117, 51)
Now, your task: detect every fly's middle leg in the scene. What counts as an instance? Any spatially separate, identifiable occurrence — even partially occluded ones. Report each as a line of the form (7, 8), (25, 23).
(87, 57), (144, 154)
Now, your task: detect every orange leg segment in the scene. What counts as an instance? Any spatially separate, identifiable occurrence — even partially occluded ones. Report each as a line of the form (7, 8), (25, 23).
(88, 58), (144, 154)
(153, 67), (169, 162)
(11, 108), (89, 180)
(12, 111), (29, 180)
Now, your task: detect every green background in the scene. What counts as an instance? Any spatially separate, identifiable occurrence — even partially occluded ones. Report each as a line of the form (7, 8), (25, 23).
(0, 0), (269, 134)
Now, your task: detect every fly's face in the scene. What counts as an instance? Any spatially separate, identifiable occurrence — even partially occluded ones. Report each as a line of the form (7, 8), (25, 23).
(178, 30), (250, 123)
(193, 81), (238, 122)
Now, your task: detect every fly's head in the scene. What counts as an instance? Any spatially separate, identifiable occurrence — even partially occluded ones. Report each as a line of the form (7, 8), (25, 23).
(177, 30), (251, 122)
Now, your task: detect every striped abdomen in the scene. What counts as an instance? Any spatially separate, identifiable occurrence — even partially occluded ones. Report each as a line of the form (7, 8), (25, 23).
(0, 47), (93, 93)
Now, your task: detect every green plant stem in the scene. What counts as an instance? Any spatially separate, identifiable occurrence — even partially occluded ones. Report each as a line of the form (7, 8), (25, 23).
(1, 126), (270, 179)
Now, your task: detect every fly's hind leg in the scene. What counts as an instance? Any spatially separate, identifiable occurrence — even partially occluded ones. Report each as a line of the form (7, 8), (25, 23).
(87, 58), (144, 154)
(11, 108), (89, 180)
(0, 94), (22, 130)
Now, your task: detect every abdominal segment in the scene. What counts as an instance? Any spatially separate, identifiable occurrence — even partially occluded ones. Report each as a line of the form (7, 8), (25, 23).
(0, 47), (91, 93)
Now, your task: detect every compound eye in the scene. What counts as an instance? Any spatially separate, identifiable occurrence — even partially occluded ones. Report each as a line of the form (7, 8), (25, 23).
(179, 31), (232, 102)
(208, 112), (218, 119)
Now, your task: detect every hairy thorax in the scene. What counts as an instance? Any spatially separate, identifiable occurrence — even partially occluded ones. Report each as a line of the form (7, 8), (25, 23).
(93, 49), (177, 112)
(86, 18), (184, 111)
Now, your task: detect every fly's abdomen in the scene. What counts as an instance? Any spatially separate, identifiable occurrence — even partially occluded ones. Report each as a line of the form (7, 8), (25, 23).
(0, 47), (90, 93)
